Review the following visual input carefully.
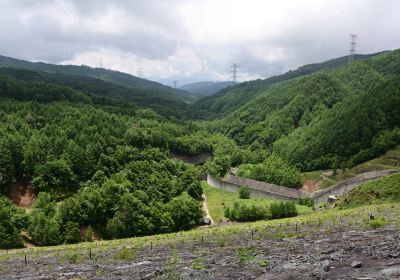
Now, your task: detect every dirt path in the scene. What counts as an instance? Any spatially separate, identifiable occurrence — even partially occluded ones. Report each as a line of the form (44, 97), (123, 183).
(202, 194), (214, 225)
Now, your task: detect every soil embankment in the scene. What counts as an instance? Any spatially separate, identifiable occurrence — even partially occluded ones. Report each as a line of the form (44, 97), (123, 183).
(8, 181), (35, 208)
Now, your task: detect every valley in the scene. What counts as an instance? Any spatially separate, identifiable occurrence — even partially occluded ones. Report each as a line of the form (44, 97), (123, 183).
(0, 48), (399, 279)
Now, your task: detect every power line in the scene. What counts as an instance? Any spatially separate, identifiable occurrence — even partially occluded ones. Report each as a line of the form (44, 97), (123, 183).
(348, 33), (358, 62)
(230, 63), (239, 82)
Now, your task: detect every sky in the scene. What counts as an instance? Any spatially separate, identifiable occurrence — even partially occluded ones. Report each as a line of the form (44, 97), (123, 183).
(1, 0), (400, 86)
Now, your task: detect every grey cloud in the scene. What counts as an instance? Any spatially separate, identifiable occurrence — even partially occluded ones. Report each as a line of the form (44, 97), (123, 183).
(0, 0), (400, 84)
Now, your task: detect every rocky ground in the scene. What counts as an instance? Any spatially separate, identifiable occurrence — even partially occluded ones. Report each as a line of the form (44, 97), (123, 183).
(1, 214), (400, 279)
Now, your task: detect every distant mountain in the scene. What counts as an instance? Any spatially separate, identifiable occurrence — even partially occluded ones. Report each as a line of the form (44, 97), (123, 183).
(179, 81), (238, 96)
(192, 52), (386, 119)
(0, 55), (196, 103)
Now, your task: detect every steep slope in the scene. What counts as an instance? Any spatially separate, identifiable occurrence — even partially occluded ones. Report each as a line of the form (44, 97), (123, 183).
(0, 54), (196, 103)
(193, 53), (384, 119)
(215, 50), (400, 171)
(180, 81), (238, 97)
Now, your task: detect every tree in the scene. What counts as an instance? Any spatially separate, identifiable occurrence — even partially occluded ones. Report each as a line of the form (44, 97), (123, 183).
(167, 194), (204, 231)
(32, 159), (77, 192)
(239, 185), (250, 199)
(64, 221), (81, 244)
(0, 196), (24, 249)
(85, 226), (94, 242)
(187, 181), (203, 200)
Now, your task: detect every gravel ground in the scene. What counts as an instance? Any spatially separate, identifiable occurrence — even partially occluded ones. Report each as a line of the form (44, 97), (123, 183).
(1, 218), (400, 279)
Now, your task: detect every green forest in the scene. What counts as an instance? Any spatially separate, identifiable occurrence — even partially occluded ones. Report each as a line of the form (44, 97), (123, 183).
(1, 49), (400, 249)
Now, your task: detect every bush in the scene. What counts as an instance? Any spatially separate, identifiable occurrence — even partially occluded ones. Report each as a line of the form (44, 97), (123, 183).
(297, 197), (314, 207)
(239, 185), (251, 199)
(0, 196), (24, 249)
(237, 156), (302, 188)
(113, 249), (136, 260)
(224, 202), (268, 222)
(64, 221), (81, 244)
(85, 226), (94, 242)
(269, 201), (298, 219)
(187, 181), (203, 200)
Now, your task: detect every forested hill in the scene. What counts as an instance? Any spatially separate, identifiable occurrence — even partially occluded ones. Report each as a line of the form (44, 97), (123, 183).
(192, 52), (384, 119)
(0, 54), (196, 103)
(179, 81), (238, 97)
(213, 49), (400, 171)
(0, 67), (191, 119)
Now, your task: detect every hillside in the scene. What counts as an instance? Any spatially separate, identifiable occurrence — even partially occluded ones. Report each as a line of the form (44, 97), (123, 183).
(180, 81), (238, 97)
(0, 67), (193, 119)
(0, 54), (196, 104)
(212, 50), (400, 172)
(192, 53), (384, 119)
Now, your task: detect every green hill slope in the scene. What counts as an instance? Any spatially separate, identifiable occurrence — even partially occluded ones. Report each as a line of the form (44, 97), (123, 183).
(0, 54), (196, 103)
(193, 53), (383, 119)
(214, 50), (400, 171)
(0, 67), (191, 119)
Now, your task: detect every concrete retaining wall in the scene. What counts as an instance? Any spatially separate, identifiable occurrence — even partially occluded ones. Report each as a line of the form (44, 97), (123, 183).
(225, 174), (303, 198)
(207, 170), (398, 204)
(207, 173), (299, 201)
(311, 170), (398, 204)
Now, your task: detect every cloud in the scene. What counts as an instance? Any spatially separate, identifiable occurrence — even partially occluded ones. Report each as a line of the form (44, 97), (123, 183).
(1, 0), (400, 85)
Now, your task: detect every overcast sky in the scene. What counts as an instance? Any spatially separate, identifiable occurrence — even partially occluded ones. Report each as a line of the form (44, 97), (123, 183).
(1, 0), (400, 85)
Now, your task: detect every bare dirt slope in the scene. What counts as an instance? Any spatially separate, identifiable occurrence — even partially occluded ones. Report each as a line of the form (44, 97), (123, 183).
(8, 181), (34, 208)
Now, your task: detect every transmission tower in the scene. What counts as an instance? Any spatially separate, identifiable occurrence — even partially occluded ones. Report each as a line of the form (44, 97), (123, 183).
(230, 63), (239, 82)
(348, 33), (358, 62)
(172, 80), (178, 89)
(137, 67), (142, 78)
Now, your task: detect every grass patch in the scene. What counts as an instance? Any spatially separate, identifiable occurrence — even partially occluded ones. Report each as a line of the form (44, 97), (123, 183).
(113, 248), (136, 261)
(236, 246), (257, 266)
(302, 146), (400, 190)
(362, 216), (389, 229)
(202, 181), (312, 223)
(61, 250), (82, 264)
(337, 173), (400, 208)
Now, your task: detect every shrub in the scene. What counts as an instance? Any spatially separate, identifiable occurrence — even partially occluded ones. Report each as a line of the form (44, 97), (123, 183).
(113, 249), (136, 260)
(297, 197), (314, 207)
(224, 202), (268, 222)
(237, 156), (302, 188)
(85, 226), (93, 242)
(187, 181), (203, 200)
(64, 221), (81, 244)
(239, 185), (250, 199)
(269, 201), (298, 219)
(363, 216), (389, 229)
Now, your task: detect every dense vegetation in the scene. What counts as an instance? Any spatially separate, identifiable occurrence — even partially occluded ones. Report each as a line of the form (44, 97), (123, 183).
(1, 49), (399, 249)
(0, 72), (229, 248)
(192, 53), (381, 119)
(224, 201), (298, 222)
(237, 156), (302, 188)
(207, 50), (400, 173)
(0, 55), (196, 104)
(0, 67), (190, 119)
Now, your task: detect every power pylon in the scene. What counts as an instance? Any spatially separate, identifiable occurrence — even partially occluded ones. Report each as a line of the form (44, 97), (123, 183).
(172, 80), (178, 89)
(230, 63), (239, 82)
(348, 33), (358, 62)
(137, 67), (142, 78)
